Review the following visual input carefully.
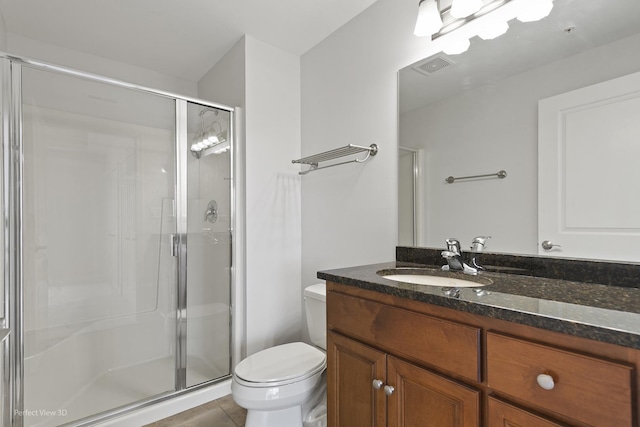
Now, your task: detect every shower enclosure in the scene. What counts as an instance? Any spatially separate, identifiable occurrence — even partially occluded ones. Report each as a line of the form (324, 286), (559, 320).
(0, 55), (234, 426)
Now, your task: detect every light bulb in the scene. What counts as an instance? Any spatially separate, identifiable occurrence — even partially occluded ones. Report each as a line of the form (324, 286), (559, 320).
(414, 0), (443, 37)
(207, 130), (220, 143)
(443, 38), (470, 55)
(213, 140), (231, 154)
(450, 0), (484, 19)
(517, 0), (553, 22)
(477, 20), (509, 40)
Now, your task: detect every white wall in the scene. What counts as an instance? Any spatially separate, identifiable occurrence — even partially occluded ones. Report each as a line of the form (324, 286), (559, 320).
(300, 0), (429, 288)
(198, 36), (302, 358)
(198, 38), (246, 108)
(0, 10), (6, 51)
(244, 36), (301, 356)
(7, 34), (197, 96)
(400, 32), (640, 254)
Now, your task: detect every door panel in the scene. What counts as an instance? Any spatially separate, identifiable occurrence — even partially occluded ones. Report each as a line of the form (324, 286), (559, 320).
(327, 332), (386, 427)
(184, 103), (232, 387)
(20, 64), (178, 426)
(387, 356), (480, 427)
(538, 70), (640, 261)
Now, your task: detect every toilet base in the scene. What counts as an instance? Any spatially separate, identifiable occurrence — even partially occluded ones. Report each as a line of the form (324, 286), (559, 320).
(245, 406), (302, 427)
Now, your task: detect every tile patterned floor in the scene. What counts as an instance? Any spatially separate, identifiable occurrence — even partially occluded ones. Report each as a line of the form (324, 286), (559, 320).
(145, 395), (246, 427)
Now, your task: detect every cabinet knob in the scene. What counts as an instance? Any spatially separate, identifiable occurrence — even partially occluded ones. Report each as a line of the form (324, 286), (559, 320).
(372, 379), (383, 390)
(384, 385), (395, 396)
(536, 373), (555, 390)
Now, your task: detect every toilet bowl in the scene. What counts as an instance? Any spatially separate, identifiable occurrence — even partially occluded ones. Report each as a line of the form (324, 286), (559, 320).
(232, 284), (327, 427)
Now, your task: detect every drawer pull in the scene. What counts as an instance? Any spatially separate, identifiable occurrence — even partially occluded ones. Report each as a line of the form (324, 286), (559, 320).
(384, 385), (395, 396)
(536, 373), (555, 390)
(372, 379), (383, 390)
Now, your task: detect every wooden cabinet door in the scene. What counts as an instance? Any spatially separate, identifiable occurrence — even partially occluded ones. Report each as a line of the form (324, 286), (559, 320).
(487, 397), (568, 427)
(327, 331), (387, 427)
(387, 356), (480, 427)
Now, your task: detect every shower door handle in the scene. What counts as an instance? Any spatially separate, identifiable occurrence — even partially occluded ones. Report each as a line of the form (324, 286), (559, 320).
(170, 234), (179, 257)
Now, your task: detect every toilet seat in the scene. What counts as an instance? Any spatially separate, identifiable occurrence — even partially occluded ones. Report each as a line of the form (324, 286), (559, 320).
(234, 342), (326, 388)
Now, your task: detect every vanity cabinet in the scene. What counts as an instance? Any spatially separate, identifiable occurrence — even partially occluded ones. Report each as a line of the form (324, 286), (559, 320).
(326, 282), (640, 427)
(328, 331), (480, 427)
(327, 290), (481, 427)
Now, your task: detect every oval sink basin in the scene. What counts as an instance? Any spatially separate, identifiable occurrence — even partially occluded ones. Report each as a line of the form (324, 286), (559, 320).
(382, 274), (485, 287)
(377, 268), (491, 288)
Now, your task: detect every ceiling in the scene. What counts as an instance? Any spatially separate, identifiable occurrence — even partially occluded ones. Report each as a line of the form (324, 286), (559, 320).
(0, 0), (379, 82)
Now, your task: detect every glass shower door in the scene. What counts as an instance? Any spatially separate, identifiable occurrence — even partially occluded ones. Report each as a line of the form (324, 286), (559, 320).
(184, 102), (231, 388)
(20, 65), (178, 426)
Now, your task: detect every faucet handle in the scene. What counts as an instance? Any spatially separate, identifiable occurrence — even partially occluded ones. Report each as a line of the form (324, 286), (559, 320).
(445, 238), (462, 255)
(470, 236), (491, 252)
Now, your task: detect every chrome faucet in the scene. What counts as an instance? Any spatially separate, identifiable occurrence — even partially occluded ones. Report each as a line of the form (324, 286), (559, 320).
(441, 238), (478, 275)
(469, 236), (491, 271)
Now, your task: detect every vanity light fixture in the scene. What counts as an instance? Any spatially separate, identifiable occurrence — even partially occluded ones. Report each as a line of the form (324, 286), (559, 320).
(190, 108), (229, 158)
(450, 0), (484, 19)
(516, 0), (553, 22)
(413, 0), (554, 55)
(414, 0), (444, 37)
(477, 18), (509, 40)
(211, 131), (230, 154)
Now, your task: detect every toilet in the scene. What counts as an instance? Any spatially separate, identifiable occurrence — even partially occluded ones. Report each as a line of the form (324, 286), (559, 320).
(231, 283), (327, 427)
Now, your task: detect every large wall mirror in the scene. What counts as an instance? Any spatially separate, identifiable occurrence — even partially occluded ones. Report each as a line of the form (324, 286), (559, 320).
(398, 0), (640, 263)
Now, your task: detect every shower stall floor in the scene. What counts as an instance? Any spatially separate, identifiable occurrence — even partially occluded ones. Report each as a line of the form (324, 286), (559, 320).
(26, 355), (226, 427)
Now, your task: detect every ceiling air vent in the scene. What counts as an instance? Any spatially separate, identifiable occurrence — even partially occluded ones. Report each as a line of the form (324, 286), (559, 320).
(412, 55), (454, 77)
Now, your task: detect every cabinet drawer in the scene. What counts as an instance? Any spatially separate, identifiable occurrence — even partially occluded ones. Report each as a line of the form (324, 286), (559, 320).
(327, 291), (480, 382)
(486, 332), (633, 427)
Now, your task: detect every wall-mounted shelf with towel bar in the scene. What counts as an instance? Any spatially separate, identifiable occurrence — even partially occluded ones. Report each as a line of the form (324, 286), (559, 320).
(292, 144), (378, 175)
(446, 170), (507, 184)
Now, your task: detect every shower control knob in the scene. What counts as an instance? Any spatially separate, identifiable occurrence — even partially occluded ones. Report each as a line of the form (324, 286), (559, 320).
(205, 200), (218, 224)
(372, 379), (383, 390)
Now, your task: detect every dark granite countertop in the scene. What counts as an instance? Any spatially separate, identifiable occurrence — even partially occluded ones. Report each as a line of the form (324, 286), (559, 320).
(318, 250), (640, 350)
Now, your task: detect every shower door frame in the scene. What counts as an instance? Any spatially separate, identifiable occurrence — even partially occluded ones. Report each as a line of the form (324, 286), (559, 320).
(1, 53), (237, 427)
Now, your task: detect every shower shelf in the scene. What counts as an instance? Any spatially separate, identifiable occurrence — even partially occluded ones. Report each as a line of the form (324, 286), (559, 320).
(292, 143), (378, 175)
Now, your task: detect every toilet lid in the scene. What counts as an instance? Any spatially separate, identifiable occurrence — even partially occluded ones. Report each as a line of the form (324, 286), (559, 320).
(235, 342), (326, 384)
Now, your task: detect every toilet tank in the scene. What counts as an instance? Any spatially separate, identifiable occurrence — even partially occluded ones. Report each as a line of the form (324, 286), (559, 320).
(304, 283), (326, 350)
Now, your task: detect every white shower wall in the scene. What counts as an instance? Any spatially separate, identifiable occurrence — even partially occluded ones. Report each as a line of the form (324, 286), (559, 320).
(22, 104), (175, 332)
